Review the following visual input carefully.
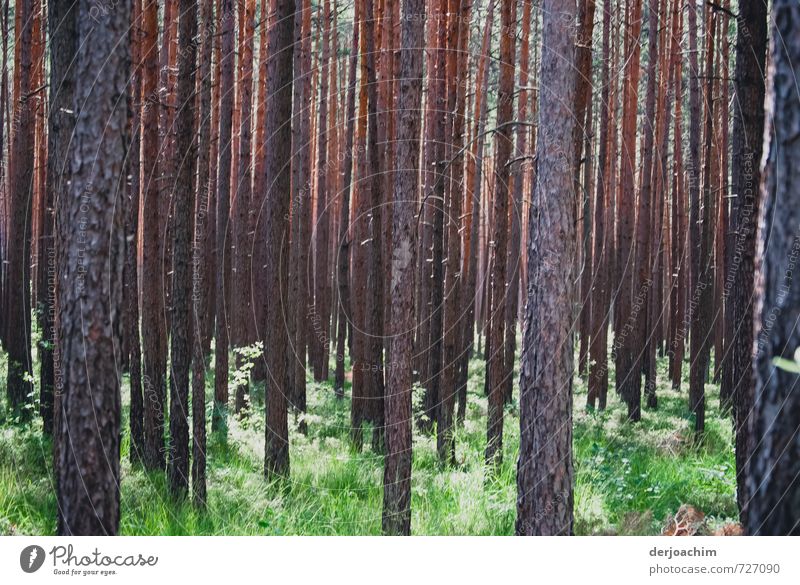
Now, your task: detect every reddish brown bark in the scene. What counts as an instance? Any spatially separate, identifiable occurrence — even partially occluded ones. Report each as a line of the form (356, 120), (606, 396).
(516, 0), (577, 535)
(485, 0), (516, 467)
(383, 0), (425, 534)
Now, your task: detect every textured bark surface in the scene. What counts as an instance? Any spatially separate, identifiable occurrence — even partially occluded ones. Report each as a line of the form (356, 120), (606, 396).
(350, 2), (370, 449)
(724, 0), (767, 527)
(289, 0), (312, 415)
(438, 0), (471, 465)
(262, 0), (295, 479)
(168, 0), (197, 498)
(588, 0), (611, 410)
(192, 0), (215, 507)
(363, 0), (385, 451)
(614, 0), (642, 421)
(457, 0), (495, 426)
(746, 0), (800, 535)
(312, 0), (332, 384)
(334, 1), (359, 397)
(126, 0), (144, 463)
(574, 0), (596, 379)
(140, 0), (167, 469)
(503, 0), (531, 408)
(631, 0), (658, 412)
(485, 0), (515, 467)
(422, 0), (446, 436)
(382, 0), (425, 535)
(42, 0), (77, 434)
(213, 0), (235, 433)
(668, 2), (686, 390)
(56, 0), (128, 535)
(233, 0), (255, 413)
(516, 0), (577, 535)
(6, 0), (35, 414)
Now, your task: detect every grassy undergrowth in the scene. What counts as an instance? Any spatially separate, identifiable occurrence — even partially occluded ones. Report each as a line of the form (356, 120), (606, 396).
(0, 347), (736, 535)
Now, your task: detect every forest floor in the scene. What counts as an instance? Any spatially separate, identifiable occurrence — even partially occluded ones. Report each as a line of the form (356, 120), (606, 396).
(0, 341), (738, 535)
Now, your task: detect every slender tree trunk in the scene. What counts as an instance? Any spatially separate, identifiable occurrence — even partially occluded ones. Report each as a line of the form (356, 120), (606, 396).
(56, 0), (128, 535)
(725, 0), (767, 528)
(288, 0), (312, 416)
(668, 2), (686, 390)
(633, 0), (659, 410)
(350, 1), (370, 449)
(262, 0), (295, 479)
(614, 0), (643, 422)
(457, 0), (495, 425)
(5, 0), (35, 416)
(383, 0), (425, 535)
(213, 0), (235, 433)
(485, 0), (516, 467)
(42, 0), (77, 434)
(363, 0), (385, 452)
(516, 0), (577, 535)
(168, 0), (198, 499)
(192, 0), (215, 508)
(746, 0), (800, 534)
(312, 0), (332, 384)
(140, 0), (167, 469)
(422, 0), (447, 434)
(233, 0), (255, 414)
(503, 0), (532, 405)
(690, 4), (717, 436)
(126, 0), (144, 463)
(588, 0), (612, 410)
(334, 1), (359, 397)
(575, 0), (596, 378)
(437, 0), (471, 464)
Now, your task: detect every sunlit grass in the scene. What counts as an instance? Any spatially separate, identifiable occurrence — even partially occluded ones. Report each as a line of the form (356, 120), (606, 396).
(0, 341), (737, 535)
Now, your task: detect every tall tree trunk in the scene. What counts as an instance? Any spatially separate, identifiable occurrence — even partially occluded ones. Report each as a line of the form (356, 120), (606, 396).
(690, 3), (717, 436)
(56, 0), (128, 535)
(140, 0), (167, 469)
(746, 0), (800, 534)
(262, 0), (295, 479)
(213, 0), (235, 433)
(503, 0), (532, 405)
(668, 1), (686, 390)
(457, 0), (495, 425)
(5, 0), (35, 416)
(289, 0), (312, 416)
(725, 0), (767, 528)
(168, 0), (198, 499)
(588, 0), (611, 410)
(685, 0), (703, 432)
(575, 0), (596, 378)
(485, 0), (516, 467)
(438, 0), (471, 464)
(516, 0), (577, 535)
(334, 0), (359, 397)
(363, 0), (385, 451)
(633, 0), (659, 410)
(192, 0), (215, 507)
(233, 0), (256, 414)
(126, 0), (144, 463)
(422, 0), (447, 434)
(42, 0), (77, 434)
(312, 0), (332, 383)
(383, 0), (425, 535)
(614, 0), (643, 421)
(350, 1), (370, 449)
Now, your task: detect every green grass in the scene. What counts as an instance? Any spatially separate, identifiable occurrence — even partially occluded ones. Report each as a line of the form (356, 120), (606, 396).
(0, 346), (737, 535)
